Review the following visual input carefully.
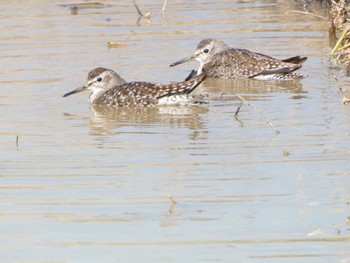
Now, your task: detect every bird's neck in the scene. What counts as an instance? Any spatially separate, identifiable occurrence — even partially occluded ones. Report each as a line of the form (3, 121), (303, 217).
(89, 88), (105, 104)
(197, 61), (205, 74)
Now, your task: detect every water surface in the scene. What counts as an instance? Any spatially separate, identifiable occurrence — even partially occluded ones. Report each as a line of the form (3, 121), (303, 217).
(1, 0), (350, 262)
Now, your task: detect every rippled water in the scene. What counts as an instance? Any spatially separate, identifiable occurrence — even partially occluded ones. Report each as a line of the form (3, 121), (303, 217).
(1, 0), (350, 262)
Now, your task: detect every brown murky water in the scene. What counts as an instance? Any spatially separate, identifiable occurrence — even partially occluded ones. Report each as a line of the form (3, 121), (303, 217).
(1, 0), (350, 262)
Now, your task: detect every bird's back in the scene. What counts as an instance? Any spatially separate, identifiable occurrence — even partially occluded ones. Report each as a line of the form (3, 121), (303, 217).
(204, 48), (307, 79)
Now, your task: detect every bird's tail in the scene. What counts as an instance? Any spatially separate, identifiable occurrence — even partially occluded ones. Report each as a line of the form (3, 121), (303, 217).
(282, 56), (308, 65)
(157, 72), (207, 99)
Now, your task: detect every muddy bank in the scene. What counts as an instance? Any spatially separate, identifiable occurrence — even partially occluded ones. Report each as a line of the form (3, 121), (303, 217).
(308, 0), (350, 102)
(328, 0), (350, 102)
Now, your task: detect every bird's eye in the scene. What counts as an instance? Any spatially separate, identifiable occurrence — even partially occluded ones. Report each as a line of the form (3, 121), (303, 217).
(97, 77), (102, 82)
(203, 48), (209, 53)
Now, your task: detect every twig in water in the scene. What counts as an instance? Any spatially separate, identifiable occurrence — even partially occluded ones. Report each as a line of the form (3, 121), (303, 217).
(168, 194), (177, 205)
(288, 10), (328, 20)
(133, 0), (151, 19)
(233, 101), (244, 126)
(162, 0), (168, 13)
(220, 93), (237, 100)
(330, 71), (350, 104)
(168, 194), (177, 214)
(16, 135), (19, 149)
(133, 0), (143, 16)
(236, 94), (280, 134)
(234, 101), (243, 117)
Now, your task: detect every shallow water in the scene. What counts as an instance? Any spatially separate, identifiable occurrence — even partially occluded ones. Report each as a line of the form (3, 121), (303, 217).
(1, 0), (350, 262)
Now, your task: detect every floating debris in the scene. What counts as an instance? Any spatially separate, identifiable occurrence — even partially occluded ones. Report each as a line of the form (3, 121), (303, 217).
(162, 0), (168, 13)
(107, 42), (127, 49)
(59, 3), (113, 9)
(143, 12), (151, 19)
(70, 6), (79, 15)
(282, 151), (290, 157)
(59, 3), (113, 15)
(343, 97), (350, 104)
(307, 229), (325, 237)
(168, 194), (177, 205)
(168, 194), (177, 214)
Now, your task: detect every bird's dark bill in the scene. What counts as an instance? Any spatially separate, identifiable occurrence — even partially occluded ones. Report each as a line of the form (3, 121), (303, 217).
(63, 85), (88, 97)
(169, 55), (195, 67)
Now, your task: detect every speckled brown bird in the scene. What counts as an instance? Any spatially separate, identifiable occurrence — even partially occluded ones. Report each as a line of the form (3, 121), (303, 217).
(170, 38), (307, 80)
(63, 67), (206, 107)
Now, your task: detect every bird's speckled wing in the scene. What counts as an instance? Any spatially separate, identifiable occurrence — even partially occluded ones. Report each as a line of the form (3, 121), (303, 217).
(204, 48), (304, 79)
(93, 73), (206, 107)
(93, 82), (164, 107)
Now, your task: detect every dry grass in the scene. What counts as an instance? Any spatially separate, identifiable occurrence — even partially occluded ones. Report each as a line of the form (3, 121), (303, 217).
(329, 1), (350, 68)
(326, 0), (350, 103)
